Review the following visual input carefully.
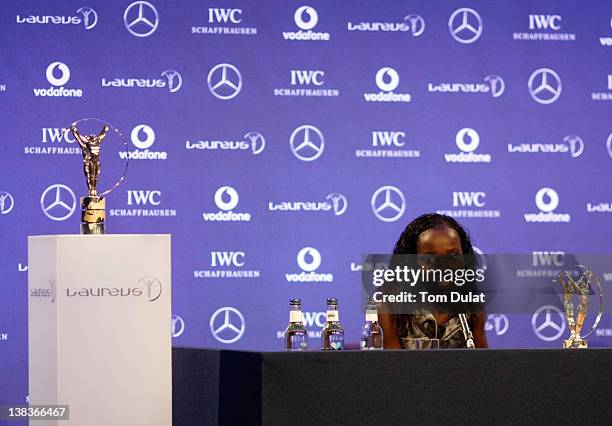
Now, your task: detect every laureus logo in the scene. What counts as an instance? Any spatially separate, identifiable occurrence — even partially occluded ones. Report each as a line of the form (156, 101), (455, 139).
(65, 276), (163, 302)
(172, 315), (185, 338)
(428, 75), (505, 98)
(268, 192), (347, 216)
(101, 69), (182, 93)
(562, 135), (584, 158)
(30, 279), (56, 303)
(507, 134), (583, 158)
(326, 193), (348, 216)
(138, 276), (163, 302)
(0, 192), (15, 215)
(16, 6), (98, 30)
(185, 131), (265, 155)
(347, 13), (425, 36)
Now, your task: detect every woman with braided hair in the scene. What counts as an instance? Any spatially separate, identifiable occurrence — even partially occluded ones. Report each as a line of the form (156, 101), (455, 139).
(379, 213), (488, 349)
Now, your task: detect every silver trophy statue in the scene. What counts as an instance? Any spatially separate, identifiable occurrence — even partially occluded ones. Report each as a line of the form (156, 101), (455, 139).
(66, 118), (129, 235)
(555, 265), (604, 349)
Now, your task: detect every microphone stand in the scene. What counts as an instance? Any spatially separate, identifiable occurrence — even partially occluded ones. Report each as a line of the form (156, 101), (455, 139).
(458, 313), (475, 349)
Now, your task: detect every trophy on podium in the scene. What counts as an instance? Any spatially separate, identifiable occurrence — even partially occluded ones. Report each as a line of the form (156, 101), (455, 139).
(65, 118), (129, 234)
(555, 265), (604, 349)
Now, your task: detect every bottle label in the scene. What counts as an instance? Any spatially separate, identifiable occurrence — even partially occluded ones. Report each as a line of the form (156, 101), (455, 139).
(290, 310), (303, 323)
(330, 338), (344, 350)
(287, 335), (308, 352)
(326, 310), (339, 322)
(365, 310), (378, 322)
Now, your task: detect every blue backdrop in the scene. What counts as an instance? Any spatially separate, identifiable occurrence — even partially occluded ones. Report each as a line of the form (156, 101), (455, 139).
(1, 0), (611, 405)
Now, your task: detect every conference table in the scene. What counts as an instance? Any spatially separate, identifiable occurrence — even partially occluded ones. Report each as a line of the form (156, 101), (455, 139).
(172, 347), (612, 425)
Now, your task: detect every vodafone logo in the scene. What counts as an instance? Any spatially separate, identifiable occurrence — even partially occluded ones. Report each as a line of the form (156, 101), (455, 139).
(286, 246), (333, 282)
(455, 128), (480, 152)
(294, 6), (318, 30)
(524, 187), (570, 223)
(131, 124), (155, 149)
(534, 187), (559, 212)
(34, 62), (83, 98)
(297, 247), (321, 272)
(214, 186), (239, 211)
(364, 67), (411, 103)
(375, 67), (400, 92)
(119, 124), (168, 161)
(46, 62), (70, 86)
(282, 5), (330, 41)
(444, 128), (491, 163)
(203, 186), (251, 222)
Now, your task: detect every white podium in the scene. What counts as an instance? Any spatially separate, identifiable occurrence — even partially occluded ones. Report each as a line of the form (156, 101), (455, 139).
(28, 235), (172, 426)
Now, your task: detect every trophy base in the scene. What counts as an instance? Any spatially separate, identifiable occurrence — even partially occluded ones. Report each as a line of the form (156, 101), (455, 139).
(81, 196), (106, 235)
(81, 222), (105, 235)
(563, 338), (588, 349)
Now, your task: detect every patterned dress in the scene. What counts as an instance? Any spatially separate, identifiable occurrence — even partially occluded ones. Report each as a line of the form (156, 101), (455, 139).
(399, 311), (468, 349)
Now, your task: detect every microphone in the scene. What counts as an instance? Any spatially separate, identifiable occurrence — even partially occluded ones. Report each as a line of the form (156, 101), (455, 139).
(458, 313), (475, 349)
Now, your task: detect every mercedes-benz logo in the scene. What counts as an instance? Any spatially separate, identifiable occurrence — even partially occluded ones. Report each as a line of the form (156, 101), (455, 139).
(0, 191), (15, 215)
(207, 63), (242, 100)
(326, 192), (348, 216)
(371, 185), (406, 222)
(161, 70), (182, 93)
(124, 1), (159, 38)
(40, 184), (76, 221)
(448, 8), (482, 44)
(404, 15), (425, 37)
(76, 7), (98, 30)
(244, 131), (266, 155)
(210, 307), (245, 344)
(535, 187), (559, 212)
(289, 125), (325, 161)
(171, 314), (185, 338)
(214, 186), (239, 211)
(485, 314), (509, 336)
(532, 305), (565, 341)
(528, 68), (562, 104)
(297, 247), (322, 272)
(46, 62), (70, 87)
